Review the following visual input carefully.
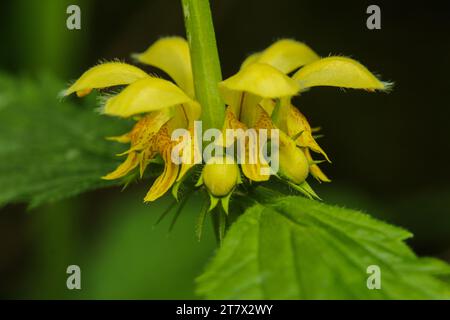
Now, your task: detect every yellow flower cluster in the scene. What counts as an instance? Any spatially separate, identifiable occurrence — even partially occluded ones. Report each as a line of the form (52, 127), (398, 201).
(64, 37), (389, 209)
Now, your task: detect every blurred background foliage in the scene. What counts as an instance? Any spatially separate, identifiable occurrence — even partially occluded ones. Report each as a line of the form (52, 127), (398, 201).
(0, 0), (449, 298)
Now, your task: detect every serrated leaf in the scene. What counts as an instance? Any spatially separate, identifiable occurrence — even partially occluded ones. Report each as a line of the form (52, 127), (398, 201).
(196, 195), (450, 299)
(0, 73), (132, 208)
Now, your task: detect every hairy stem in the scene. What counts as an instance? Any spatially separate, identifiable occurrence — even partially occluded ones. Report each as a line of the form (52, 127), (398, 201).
(181, 0), (225, 130)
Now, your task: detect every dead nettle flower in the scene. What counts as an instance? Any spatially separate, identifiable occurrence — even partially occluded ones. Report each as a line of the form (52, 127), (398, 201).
(220, 39), (391, 187)
(64, 37), (390, 209)
(64, 38), (200, 202)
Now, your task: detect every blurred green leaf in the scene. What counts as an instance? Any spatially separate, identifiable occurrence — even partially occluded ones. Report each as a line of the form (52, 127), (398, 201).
(80, 193), (215, 299)
(197, 196), (450, 299)
(0, 73), (131, 208)
(12, 190), (215, 299)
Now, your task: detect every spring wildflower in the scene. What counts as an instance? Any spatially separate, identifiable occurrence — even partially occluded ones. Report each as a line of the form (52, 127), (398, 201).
(65, 37), (389, 206)
(220, 39), (390, 189)
(64, 37), (200, 202)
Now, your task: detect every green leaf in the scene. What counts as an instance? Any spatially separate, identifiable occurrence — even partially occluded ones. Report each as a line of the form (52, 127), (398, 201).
(196, 195), (450, 299)
(0, 73), (131, 208)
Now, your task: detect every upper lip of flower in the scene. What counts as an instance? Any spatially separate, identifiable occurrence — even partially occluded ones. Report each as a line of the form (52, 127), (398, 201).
(63, 37), (200, 202)
(219, 38), (391, 184)
(64, 37), (391, 201)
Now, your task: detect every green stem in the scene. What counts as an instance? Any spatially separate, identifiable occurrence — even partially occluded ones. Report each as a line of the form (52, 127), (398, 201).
(181, 0), (225, 130)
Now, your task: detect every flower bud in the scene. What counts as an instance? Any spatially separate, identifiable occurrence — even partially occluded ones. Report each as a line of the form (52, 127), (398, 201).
(202, 156), (239, 197)
(279, 142), (309, 184)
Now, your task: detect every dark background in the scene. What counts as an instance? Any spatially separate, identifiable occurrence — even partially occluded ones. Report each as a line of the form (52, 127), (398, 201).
(0, 0), (449, 298)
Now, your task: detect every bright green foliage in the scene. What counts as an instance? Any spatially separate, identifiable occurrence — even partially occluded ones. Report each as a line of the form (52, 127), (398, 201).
(0, 73), (131, 208)
(197, 195), (450, 299)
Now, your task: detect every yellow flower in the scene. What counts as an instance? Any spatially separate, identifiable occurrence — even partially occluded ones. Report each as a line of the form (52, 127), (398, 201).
(220, 38), (390, 186)
(65, 36), (390, 205)
(64, 37), (200, 202)
(278, 132), (309, 184)
(221, 107), (272, 182)
(198, 156), (241, 213)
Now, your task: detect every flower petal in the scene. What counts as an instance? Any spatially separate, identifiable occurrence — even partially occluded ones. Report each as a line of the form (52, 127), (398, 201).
(259, 98), (276, 115)
(288, 106), (330, 162)
(254, 39), (320, 74)
(222, 109), (270, 182)
(219, 63), (299, 105)
(64, 62), (148, 97)
(241, 134), (271, 182)
(144, 148), (179, 202)
(278, 132), (309, 184)
(134, 37), (195, 97)
(129, 110), (173, 152)
(103, 77), (197, 118)
(240, 52), (262, 69)
(241, 156), (270, 182)
(176, 128), (201, 182)
(102, 152), (140, 180)
(139, 148), (157, 178)
(106, 133), (131, 144)
(305, 148), (331, 183)
(293, 57), (389, 91)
